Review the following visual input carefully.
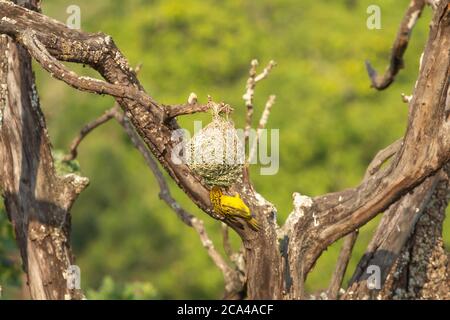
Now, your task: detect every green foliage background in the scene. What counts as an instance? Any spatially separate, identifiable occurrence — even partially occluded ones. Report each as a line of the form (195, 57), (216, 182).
(0, 0), (448, 299)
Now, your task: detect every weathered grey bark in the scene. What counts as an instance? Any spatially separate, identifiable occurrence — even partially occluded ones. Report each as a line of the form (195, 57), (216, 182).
(344, 163), (450, 300)
(0, 0), (87, 299)
(343, 165), (447, 299)
(0, 0), (448, 300)
(328, 231), (358, 299)
(385, 167), (450, 300)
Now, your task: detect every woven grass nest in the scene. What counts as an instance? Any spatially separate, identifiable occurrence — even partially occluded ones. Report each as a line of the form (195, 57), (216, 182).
(185, 102), (244, 187)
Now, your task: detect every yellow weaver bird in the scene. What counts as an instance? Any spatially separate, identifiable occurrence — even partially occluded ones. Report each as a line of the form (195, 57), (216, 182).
(209, 186), (259, 231)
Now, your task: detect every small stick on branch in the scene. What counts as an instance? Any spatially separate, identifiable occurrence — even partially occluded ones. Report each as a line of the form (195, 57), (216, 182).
(63, 109), (116, 162)
(254, 61), (277, 83)
(327, 230), (359, 299)
(248, 95), (276, 164)
(165, 93), (234, 119)
(190, 218), (231, 275)
(364, 138), (403, 179)
(243, 59), (258, 148)
(365, 0), (426, 90)
(243, 59), (276, 149)
(222, 223), (234, 259)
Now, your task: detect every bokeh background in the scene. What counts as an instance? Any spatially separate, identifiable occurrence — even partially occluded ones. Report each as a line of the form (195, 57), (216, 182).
(1, 0), (448, 299)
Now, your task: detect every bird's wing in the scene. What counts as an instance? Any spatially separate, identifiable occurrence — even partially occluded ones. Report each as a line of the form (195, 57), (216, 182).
(221, 195), (251, 215)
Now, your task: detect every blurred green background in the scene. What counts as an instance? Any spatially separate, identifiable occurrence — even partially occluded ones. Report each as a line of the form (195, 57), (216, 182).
(0, 0), (448, 299)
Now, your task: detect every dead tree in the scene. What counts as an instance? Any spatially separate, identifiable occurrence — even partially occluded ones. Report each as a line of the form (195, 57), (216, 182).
(0, 0), (448, 299)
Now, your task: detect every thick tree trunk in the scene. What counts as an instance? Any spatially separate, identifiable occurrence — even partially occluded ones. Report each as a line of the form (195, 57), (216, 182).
(0, 0), (87, 299)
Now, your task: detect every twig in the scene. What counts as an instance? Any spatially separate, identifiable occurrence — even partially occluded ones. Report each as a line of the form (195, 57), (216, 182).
(365, 0), (426, 90)
(248, 95), (276, 164)
(327, 230), (359, 299)
(364, 138), (403, 179)
(165, 94), (234, 119)
(243, 60), (276, 149)
(63, 109), (115, 161)
(243, 59), (258, 148)
(254, 61), (277, 83)
(222, 223), (234, 259)
(190, 218), (232, 275)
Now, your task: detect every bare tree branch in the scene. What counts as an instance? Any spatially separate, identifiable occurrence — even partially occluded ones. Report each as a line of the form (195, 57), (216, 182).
(248, 95), (276, 163)
(222, 223), (234, 259)
(165, 98), (233, 119)
(20, 30), (155, 107)
(364, 138), (403, 179)
(327, 231), (359, 299)
(365, 0), (426, 90)
(243, 59), (276, 149)
(63, 62), (144, 162)
(255, 61), (277, 83)
(243, 59), (258, 149)
(63, 109), (116, 162)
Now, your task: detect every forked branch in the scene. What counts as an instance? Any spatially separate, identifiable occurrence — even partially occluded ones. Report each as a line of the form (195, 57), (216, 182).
(365, 0), (426, 90)
(243, 59), (276, 148)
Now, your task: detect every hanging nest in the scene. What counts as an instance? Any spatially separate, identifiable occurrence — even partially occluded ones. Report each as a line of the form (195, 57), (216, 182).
(185, 101), (244, 187)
